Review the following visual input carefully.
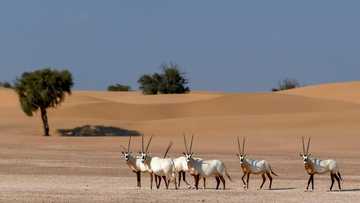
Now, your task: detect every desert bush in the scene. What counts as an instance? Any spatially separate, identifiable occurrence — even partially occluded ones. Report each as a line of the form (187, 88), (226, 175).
(138, 63), (190, 95)
(274, 78), (300, 91)
(138, 74), (160, 95)
(107, 83), (131, 91)
(0, 81), (12, 88)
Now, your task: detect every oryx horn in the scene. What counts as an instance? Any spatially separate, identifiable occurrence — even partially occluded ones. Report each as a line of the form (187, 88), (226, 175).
(163, 141), (173, 158)
(183, 133), (189, 154)
(145, 135), (153, 153)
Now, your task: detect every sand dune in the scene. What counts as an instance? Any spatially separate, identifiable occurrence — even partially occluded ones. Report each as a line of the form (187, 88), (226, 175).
(282, 81), (360, 104)
(1, 82), (360, 202)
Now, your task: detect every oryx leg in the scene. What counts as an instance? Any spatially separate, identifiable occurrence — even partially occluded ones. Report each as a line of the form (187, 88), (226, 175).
(306, 174), (312, 191)
(334, 173), (341, 191)
(163, 176), (169, 189)
(219, 175), (226, 190)
(203, 178), (206, 189)
(266, 172), (273, 190)
(215, 176), (220, 190)
(241, 173), (247, 188)
(194, 174), (200, 190)
(178, 171), (182, 187)
(259, 174), (266, 189)
(246, 173), (250, 189)
(156, 175), (162, 189)
(135, 171), (141, 187)
(311, 174), (314, 190)
(330, 173), (335, 191)
(174, 175), (178, 190)
(182, 171), (191, 186)
(150, 173), (154, 190)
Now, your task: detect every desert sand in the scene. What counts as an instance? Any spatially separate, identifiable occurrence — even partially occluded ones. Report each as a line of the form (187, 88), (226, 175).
(0, 82), (360, 202)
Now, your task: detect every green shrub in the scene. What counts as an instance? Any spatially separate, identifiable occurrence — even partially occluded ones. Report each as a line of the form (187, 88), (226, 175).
(107, 83), (131, 91)
(138, 63), (190, 95)
(274, 78), (300, 91)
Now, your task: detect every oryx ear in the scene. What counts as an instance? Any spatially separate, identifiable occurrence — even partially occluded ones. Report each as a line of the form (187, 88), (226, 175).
(121, 151), (124, 154)
(236, 153), (239, 157)
(308, 153), (311, 156)
(182, 152), (186, 155)
(299, 153), (303, 157)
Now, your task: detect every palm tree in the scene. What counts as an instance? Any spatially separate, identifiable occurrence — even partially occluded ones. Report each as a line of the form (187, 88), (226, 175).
(14, 68), (73, 136)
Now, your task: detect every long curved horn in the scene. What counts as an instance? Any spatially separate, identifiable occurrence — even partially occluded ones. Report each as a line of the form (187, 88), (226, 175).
(145, 135), (153, 153)
(120, 145), (127, 152)
(306, 137), (311, 154)
(127, 135), (132, 153)
(183, 134), (189, 154)
(301, 136), (305, 154)
(242, 137), (245, 154)
(141, 134), (144, 153)
(237, 136), (241, 154)
(163, 141), (173, 158)
(189, 134), (194, 153)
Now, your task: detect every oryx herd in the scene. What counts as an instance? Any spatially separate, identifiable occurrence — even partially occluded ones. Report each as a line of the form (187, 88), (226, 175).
(120, 135), (343, 192)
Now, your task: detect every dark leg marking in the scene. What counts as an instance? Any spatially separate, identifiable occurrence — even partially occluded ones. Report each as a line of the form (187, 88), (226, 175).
(260, 174), (266, 189)
(306, 174), (312, 190)
(266, 172), (273, 190)
(150, 173), (153, 190)
(215, 176), (220, 190)
(178, 171), (182, 187)
(219, 175), (226, 190)
(246, 173), (250, 189)
(136, 171), (141, 187)
(330, 173), (335, 191)
(156, 175), (162, 189)
(183, 171), (190, 186)
(310, 174), (314, 190)
(241, 173), (246, 188)
(334, 174), (341, 191)
(163, 176), (169, 189)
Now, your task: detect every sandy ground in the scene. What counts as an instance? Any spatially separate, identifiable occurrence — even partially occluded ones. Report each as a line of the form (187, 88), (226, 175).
(1, 82), (360, 202)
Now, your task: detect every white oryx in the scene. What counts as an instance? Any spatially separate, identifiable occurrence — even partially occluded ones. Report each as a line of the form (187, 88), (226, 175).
(236, 137), (278, 190)
(139, 135), (178, 190)
(183, 135), (232, 190)
(120, 135), (152, 188)
(173, 134), (207, 189)
(300, 137), (342, 191)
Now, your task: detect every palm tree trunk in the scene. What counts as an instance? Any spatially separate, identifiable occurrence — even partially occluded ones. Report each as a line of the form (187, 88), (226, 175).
(40, 107), (50, 136)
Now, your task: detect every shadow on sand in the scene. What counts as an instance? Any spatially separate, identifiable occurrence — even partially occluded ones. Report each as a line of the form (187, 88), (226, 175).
(57, 125), (141, 137)
(338, 188), (360, 192)
(267, 187), (297, 191)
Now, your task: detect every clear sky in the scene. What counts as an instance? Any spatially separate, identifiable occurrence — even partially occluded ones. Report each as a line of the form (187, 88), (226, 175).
(1, 1), (360, 92)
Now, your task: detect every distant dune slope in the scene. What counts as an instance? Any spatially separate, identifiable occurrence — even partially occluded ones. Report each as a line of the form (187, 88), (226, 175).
(1, 84), (360, 123)
(282, 81), (360, 104)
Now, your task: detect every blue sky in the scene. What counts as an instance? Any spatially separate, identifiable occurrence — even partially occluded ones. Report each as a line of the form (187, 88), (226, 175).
(1, 1), (360, 92)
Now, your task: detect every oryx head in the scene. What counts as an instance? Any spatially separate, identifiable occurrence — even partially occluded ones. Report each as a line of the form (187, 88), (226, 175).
(236, 136), (247, 164)
(299, 136), (312, 164)
(139, 134), (153, 164)
(121, 135), (132, 161)
(182, 134), (194, 163)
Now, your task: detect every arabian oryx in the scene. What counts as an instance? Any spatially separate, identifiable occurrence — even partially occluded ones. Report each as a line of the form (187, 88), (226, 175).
(183, 135), (232, 190)
(300, 137), (342, 191)
(139, 135), (178, 190)
(236, 137), (278, 190)
(173, 134), (207, 189)
(120, 135), (152, 188)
